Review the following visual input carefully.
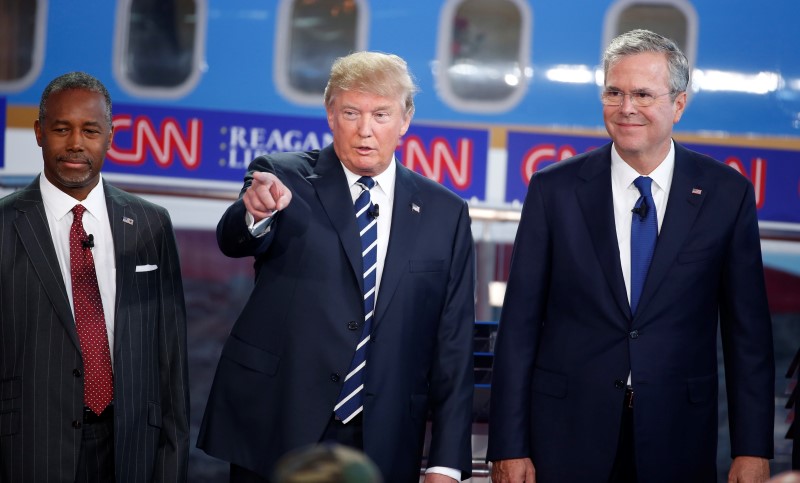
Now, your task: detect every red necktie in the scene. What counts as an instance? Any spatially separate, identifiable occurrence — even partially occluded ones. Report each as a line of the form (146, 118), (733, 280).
(70, 204), (114, 415)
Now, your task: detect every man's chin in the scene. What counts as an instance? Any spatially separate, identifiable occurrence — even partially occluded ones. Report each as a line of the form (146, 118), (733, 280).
(54, 172), (98, 190)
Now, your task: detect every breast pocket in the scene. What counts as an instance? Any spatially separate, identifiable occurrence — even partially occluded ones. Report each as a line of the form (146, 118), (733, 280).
(131, 264), (160, 312)
(677, 247), (714, 264)
(409, 259), (445, 273)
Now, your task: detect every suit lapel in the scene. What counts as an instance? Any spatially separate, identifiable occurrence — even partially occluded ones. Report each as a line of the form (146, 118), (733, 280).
(635, 144), (706, 319)
(307, 146), (363, 293)
(12, 180), (81, 351)
(576, 146), (631, 320)
(104, 182), (135, 353)
(373, 164), (421, 324)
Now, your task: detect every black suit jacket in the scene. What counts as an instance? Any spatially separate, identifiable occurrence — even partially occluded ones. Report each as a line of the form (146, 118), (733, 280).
(0, 178), (189, 482)
(487, 142), (774, 482)
(198, 145), (475, 482)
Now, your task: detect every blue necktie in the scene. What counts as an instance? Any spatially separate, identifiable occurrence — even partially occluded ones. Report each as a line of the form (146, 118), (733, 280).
(630, 176), (657, 316)
(334, 176), (378, 424)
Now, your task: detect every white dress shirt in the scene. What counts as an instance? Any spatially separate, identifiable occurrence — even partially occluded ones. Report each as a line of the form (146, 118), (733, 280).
(341, 162), (395, 299)
(40, 174), (117, 364)
(611, 142), (674, 387)
(611, 142), (674, 304)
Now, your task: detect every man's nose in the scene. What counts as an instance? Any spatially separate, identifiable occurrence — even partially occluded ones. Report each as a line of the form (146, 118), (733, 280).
(619, 93), (638, 113)
(357, 117), (373, 137)
(66, 131), (84, 151)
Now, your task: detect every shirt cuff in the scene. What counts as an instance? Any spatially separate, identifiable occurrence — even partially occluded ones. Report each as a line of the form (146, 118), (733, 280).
(425, 466), (461, 481)
(246, 211), (274, 238)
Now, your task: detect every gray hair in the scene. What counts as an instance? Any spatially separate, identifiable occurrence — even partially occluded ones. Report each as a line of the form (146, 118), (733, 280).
(39, 72), (113, 127)
(324, 51), (418, 118)
(603, 29), (689, 99)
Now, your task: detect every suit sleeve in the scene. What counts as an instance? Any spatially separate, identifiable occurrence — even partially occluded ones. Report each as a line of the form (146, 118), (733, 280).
(154, 209), (190, 482)
(426, 200), (476, 479)
(719, 180), (775, 458)
(486, 173), (552, 461)
(217, 156), (280, 259)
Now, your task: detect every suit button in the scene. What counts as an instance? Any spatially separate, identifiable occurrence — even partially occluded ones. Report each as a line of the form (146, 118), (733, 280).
(73, 369), (82, 377)
(72, 420), (82, 429)
(629, 330), (639, 339)
(347, 321), (359, 331)
(614, 380), (625, 389)
(331, 373), (340, 382)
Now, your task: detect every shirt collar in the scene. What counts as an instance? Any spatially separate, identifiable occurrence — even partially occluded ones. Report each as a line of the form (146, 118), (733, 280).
(39, 173), (107, 221)
(610, 140), (675, 194)
(341, 159), (397, 199)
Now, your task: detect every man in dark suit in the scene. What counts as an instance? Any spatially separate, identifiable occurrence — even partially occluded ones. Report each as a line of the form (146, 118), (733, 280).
(197, 52), (475, 483)
(487, 30), (774, 483)
(0, 72), (189, 482)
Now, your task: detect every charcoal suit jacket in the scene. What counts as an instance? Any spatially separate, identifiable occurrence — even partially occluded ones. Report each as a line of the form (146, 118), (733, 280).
(0, 177), (189, 482)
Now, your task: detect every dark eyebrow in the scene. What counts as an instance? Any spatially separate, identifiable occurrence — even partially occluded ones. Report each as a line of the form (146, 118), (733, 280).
(50, 119), (105, 128)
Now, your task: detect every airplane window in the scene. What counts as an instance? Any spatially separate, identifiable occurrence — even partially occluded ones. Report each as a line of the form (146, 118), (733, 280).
(0, 0), (44, 92)
(604, 0), (697, 85)
(275, 0), (366, 105)
(617, 5), (687, 52)
(115, 0), (206, 98)
(437, 0), (531, 113)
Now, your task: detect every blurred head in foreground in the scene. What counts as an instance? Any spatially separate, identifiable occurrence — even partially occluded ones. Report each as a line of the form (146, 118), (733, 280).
(273, 443), (383, 483)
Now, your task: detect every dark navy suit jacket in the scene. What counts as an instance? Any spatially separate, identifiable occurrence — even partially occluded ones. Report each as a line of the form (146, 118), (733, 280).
(487, 142), (774, 483)
(198, 145), (475, 482)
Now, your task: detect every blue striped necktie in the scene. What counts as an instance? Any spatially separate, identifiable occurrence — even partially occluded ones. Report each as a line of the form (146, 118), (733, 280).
(334, 176), (378, 424)
(630, 176), (657, 316)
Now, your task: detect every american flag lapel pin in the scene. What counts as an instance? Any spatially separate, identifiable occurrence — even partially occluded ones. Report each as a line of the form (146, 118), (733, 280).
(691, 188), (702, 195)
(123, 216), (134, 225)
(411, 203), (421, 213)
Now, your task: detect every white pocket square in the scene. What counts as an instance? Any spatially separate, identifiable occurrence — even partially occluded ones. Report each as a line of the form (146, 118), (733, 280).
(135, 264), (158, 272)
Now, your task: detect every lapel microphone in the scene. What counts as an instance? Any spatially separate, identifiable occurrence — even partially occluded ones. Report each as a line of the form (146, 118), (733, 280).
(82, 234), (95, 249)
(631, 200), (649, 220)
(368, 204), (380, 220)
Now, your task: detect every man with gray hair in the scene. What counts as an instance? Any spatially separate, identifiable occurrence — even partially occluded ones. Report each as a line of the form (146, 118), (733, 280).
(198, 51), (475, 483)
(487, 29), (774, 482)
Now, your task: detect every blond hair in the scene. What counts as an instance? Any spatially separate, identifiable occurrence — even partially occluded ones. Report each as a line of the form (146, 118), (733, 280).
(324, 51), (418, 118)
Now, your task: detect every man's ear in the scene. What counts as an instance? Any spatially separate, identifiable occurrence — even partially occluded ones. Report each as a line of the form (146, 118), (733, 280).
(34, 119), (43, 147)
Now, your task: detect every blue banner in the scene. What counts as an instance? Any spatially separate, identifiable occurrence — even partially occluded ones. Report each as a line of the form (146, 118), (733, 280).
(107, 103), (488, 200)
(506, 130), (800, 225)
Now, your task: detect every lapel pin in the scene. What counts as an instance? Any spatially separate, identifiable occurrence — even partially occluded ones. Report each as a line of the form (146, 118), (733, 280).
(411, 203), (420, 213)
(691, 188), (702, 195)
(123, 216), (134, 225)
